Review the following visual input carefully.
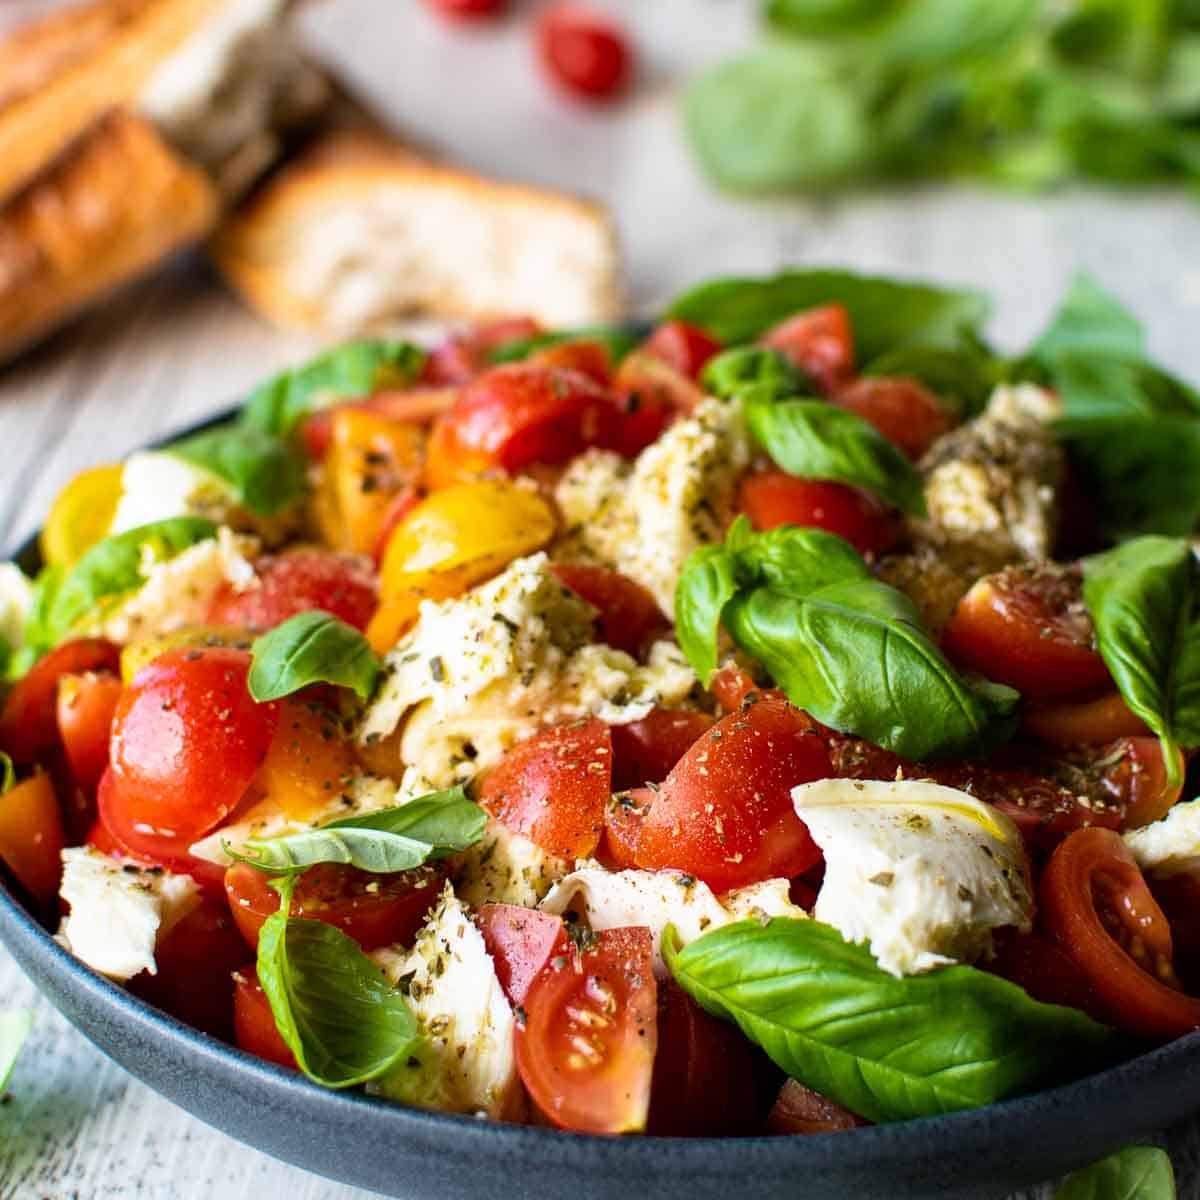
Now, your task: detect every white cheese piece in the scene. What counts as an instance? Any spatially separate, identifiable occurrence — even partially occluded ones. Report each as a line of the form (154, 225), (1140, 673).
(1126, 799), (1200, 878)
(454, 818), (571, 909)
(371, 886), (521, 1119)
(793, 779), (1032, 978)
(555, 396), (750, 615)
(109, 452), (241, 536)
(0, 563), (33, 652)
(720, 878), (809, 922)
(56, 848), (200, 982)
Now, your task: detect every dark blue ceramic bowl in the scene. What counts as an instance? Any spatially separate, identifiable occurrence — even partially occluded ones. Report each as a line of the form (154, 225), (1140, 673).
(1, 409), (1198, 1200)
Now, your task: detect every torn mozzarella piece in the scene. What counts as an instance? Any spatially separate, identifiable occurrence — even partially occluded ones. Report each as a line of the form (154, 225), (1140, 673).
(109, 452), (241, 536)
(453, 818), (570, 909)
(1126, 799), (1200, 878)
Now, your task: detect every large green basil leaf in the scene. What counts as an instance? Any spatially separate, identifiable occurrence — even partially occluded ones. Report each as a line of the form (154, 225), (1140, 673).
(665, 268), (990, 359)
(1082, 536), (1200, 786)
(248, 611), (381, 703)
(700, 346), (810, 400)
(730, 520), (868, 598)
(169, 425), (305, 516)
(257, 892), (420, 1088)
(241, 340), (425, 438)
(487, 326), (639, 365)
(45, 517), (217, 644)
(745, 392), (926, 515)
(0, 1009), (32, 1093)
(674, 545), (741, 682)
(1054, 1146), (1175, 1200)
(664, 918), (1116, 1125)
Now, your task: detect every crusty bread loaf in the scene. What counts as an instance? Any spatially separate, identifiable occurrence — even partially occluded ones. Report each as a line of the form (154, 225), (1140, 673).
(212, 131), (624, 332)
(0, 110), (217, 363)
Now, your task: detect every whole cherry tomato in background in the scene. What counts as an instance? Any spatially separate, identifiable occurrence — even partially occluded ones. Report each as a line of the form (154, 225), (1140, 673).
(537, 3), (633, 101)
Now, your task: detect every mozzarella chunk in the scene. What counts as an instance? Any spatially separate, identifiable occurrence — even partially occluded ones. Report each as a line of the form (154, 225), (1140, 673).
(454, 818), (570, 909)
(555, 396), (750, 615)
(1126, 799), (1200, 878)
(721, 878), (809, 922)
(371, 887), (520, 1119)
(56, 848), (199, 982)
(109, 452), (241, 536)
(793, 779), (1032, 977)
(0, 563), (32, 652)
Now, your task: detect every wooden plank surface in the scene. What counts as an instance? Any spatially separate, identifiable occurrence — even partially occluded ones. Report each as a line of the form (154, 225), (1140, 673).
(4, 2), (1200, 1196)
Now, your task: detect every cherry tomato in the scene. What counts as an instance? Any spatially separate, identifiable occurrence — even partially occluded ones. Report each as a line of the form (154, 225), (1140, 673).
(709, 662), (759, 712)
(551, 563), (668, 659)
(425, 0), (506, 19)
(601, 789), (651, 872)
(476, 903), (568, 1006)
(1097, 736), (1184, 830)
(1150, 870), (1200, 994)
(766, 1079), (868, 1135)
(536, 3), (632, 102)
(207, 549), (377, 633)
(983, 927), (1106, 1021)
(609, 708), (713, 792)
(612, 350), (704, 457)
(0, 773), (65, 903)
(759, 305), (854, 395)
(738, 470), (902, 557)
(0, 638), (119, 765)
(254, 699), (358, 824)
(643, 321), (722, 380)
(1040, 827), (1200, 1039)
(110, 648), (279, 843)
(55, 671), (122, 791)
(233, 966), (298, 1069)
(527, 339), (612, 387)
(943, 564), (1111, 702)
(423, 318), (542, 386)
(223, 861), (442, 952)
(371, 486), (424, 567)
(833, 376), (950, 461)
(1024, 690), (1150, 749)
(301, 389), (459, 461)
(479, 718), (611, 860)
(635, 695), (830, 892)
(516, 926), (657, 1133)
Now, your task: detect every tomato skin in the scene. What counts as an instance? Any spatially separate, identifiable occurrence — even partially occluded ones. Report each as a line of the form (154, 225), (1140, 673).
(223, 861), (443, 952)
(516, 926), (657, 1134)
(233, 966), (298, 1068)
(425, 0), (506, 19)
(942, 565), (1111, 702)
(479, 719), (611, 860)
(612, 350), (704, 457)
(550, 563), (668, 659)
(476, 903), (568, 1006)
(1099, 736), (1184, 830)
(1040, 827), (1200, 1039)
(1150, 871), (1200, 994)
(301, 390), (459, 461)
(537, 3), (632, 102)
(601, 788), (651, 871)
(635, 696), (830, 892)
(0, 638), (120, 765)
(55, 671), (121, 791)
(527, 340), (613, 387)
(1024, 690), (1150, 749)
(110, 648), (279, 843)
(207, 549), (377, 633)
(0, 773), (65, 903)
(982, 927), (1106, 1022)
(833, 376), (950, 461)
(609, 709), (713, 792)
(738, 470), (902, 557)
(766, 1079), (868, 1135)
(710, 662), (759, 712)
(759, 305), (854, 395)
(643, 321), (722, 380)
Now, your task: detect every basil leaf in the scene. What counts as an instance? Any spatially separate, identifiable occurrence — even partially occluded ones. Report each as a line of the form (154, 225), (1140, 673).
(241, 340), (426, 438)
(1055, 1146), (1175, 1200)
(665, 269), (990, 358)
(1033, 272), (1147, 364)
(674, 545), (741, 682)
(168, 425), (305, 517)
(699, 347), (810, 400)
(257, 897), (420, 1088)
(1082, 536), (1200, 787)
(248, 611), (381, 703)
(731, 521), (868, 597)
(664, 918), (1116, 1125)
(0, 1009), (32, 1093)
(744, 393), (927, 516)
(487, 326), (640, 365)
(46, 518), (217, 645)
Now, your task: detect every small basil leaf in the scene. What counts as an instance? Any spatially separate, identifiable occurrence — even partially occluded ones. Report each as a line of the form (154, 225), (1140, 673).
(745, 393), (927, 516)
(241, 340), (426, 438)
(168, 425), (305, 517)
(731, 523), (869, 598)
(487, 326), (640, 365)
(0, 1009), (32, 1093)
(1033, 272), (1147, 365)
(1054, 1146), (1175, 1200)
(248, 611), (381, 703)
(18, 564), (65, 665)
(699, 347), (811, 400)
(327, 786), (484, 849)
(674, 545), (741, 682)
(663, 918), (1116, 1125)
(257, 906), (420, 1088)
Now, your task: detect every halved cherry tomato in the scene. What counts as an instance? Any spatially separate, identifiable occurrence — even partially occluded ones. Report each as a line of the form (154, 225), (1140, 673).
(942, 564), (1111, 701)
(833, 376), (950, 461)
(0, 773), (65, 902)
(982, 927), (1106, 1022)
(1040, 827), (1200, 1039)
(516, 926), (657, 1133)
(1024, 690), (1150, 749)
(1097, 736), (1184, 830)
(371, 486), (423, 566)
(476, 903), (568, 1006)
(601, 789), (651, 871)
(55, 671), (121, 791)
(766, 1080), (868, 1135)
(40, 463), (124, 568)
(110, 648), (279, 843)
(0, 638), (119, 764)
(1150, 870), (1200, 994)
(738, 470), (902, 557)
(223, 860), (443, 952)
(301, 390), (459, 461)
(233, 965), (298, 1068)
(635, 695), (830, 892)
(528, 339), (612, 386)
(479, 719), (611, 860)
(609, 708), (713, 791)
(710, 662), (758, 712)
(612, 350), (704, 457)
(536, 3), (632, 102)
(254, 699), (358, 823)
(423, 318), (542, 386)
(551, 563), (668, 658)
(759, 305), (854, 395)
(643, 321), (722, 380)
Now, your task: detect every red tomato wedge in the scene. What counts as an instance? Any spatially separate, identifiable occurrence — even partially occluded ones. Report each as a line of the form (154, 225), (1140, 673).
(766, 1079), (869, 1135)
(234, 966), (298, 1069)
(833, 376), (950, 461)
(550, 563), (668, 659)
(0, 773), (65, 902)
(516, 926), (657, 1133)
(612, 350), (704, 457)
(476, 903), (569, 1006)
(609, 709), (714, 792)
(56, 670), (122, 791)
(759, 305), (854, 395)
(643, 320), (722, 379)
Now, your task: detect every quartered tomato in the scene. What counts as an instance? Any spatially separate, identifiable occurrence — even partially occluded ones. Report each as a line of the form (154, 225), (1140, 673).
(536, 3), (632, 102)
(254, 699), (358, 823)
(56, 671), (122, 791)
(223, 861), (444, 952)
(476, 903), (568, 1006)
(516, 926), (657, 1133)
(766, 1080), (868, 1135)
(479, 718), (612, 860)
(833, 376), (950, 461)
(609, 708), (713, 791)
(233, 966), (298, 1069)
(642, 320), (722, 380)
(422, 318), (542, 386)
(1040, 827), (1200, 1039)
(942, 564), (1111, 701)
(759, 305), (854, 395)
(1024, 690), (1149, 749)
(207, 549), (378, 633)
(738, 470), (902, 557)
(635, 695), (830, 891)
(0, 773), (65, 902)
(612, 350), (704, 457)
(551, 563), (668, 658)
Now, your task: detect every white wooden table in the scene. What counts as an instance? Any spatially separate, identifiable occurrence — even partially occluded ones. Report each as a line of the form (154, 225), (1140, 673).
(4, 3), (1200, 1196)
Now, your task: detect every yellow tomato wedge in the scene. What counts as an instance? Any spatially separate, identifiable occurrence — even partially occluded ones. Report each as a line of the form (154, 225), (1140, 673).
(256, 699), (358, 822)
(40, 464), (124, 567)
